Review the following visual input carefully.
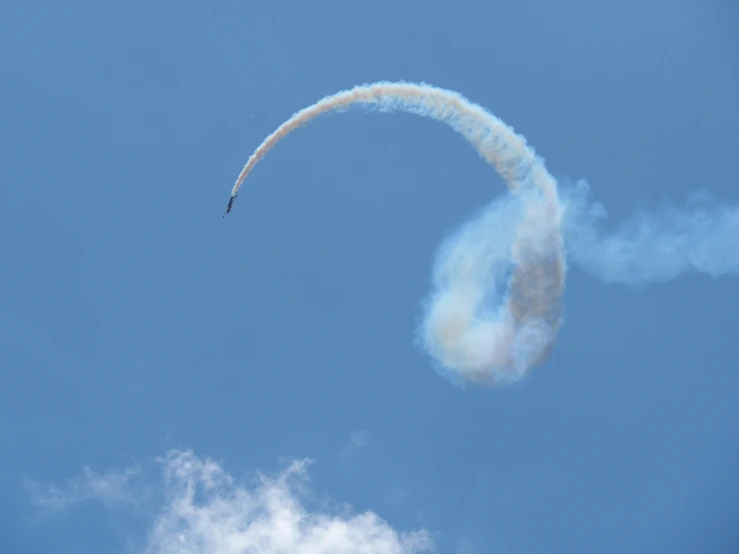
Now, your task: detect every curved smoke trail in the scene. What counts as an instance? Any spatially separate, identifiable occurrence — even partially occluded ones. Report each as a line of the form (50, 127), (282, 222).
(230, 81), (565, 385)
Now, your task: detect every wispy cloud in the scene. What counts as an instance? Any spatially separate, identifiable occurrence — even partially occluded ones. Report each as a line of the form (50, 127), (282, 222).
(28, 449), (434, 554)
(349, 430), (370, 450)
(26, 463), (141, 513)
(384, 486), (410, 506)
(338, 430), (371, 464)
(456, 538), (478, 554)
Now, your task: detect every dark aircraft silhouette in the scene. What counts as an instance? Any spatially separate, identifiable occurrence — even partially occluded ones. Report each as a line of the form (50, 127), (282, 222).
(223, 193), (238, 217)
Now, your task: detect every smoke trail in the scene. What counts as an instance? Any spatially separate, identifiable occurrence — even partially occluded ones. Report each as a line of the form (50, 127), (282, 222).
(560, 180), (739, 285)
(231, 81), (565, 385)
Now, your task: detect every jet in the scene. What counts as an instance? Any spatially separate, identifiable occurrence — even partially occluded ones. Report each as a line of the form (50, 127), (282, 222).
(223, 193), (238, 217)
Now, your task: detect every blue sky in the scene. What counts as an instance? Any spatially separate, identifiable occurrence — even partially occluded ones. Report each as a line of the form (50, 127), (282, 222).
(2, 0), (738, 553)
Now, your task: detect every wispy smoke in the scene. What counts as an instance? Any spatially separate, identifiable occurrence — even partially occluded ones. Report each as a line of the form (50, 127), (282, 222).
(561, 179), (739, 285)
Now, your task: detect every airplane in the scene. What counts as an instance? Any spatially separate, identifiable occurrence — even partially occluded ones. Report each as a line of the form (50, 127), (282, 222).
(223, 193), (238, 217)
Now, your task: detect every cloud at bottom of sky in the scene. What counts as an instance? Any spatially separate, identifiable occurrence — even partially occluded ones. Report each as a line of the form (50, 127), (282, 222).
(26, 449), (435, 554)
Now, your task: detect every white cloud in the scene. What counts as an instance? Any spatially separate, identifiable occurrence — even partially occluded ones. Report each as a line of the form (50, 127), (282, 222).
(28, 449), (435, 554)
(26, 463), (141, 513)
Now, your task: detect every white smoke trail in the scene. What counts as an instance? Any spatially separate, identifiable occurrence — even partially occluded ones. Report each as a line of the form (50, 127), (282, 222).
(229, 81), (739, 385)
(230, 81), (565, 386)
(561, 179), (739, 285)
